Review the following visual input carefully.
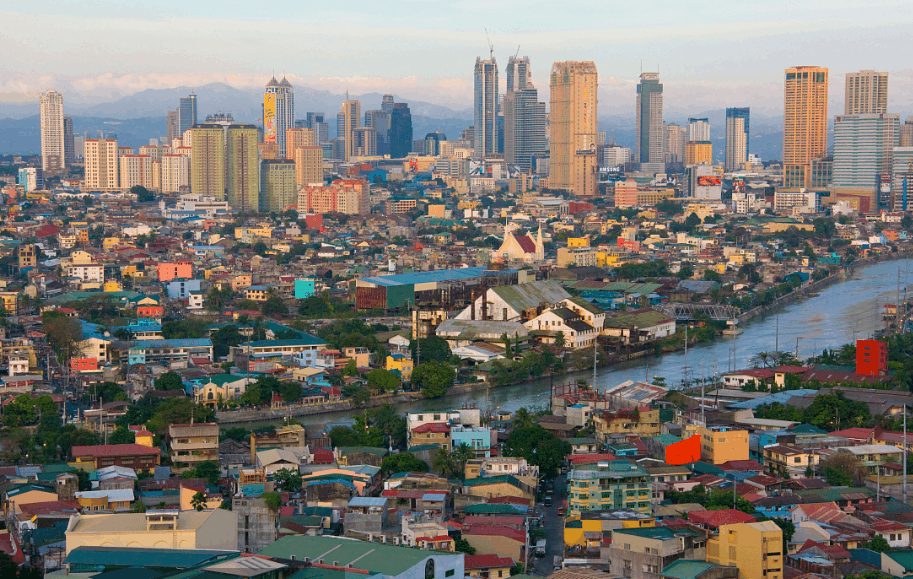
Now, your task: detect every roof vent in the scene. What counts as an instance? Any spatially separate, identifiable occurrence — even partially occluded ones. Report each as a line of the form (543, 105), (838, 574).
(291, 555), (297, 561)
(333, 561), (339, 567)
(304, 557), (310, 563)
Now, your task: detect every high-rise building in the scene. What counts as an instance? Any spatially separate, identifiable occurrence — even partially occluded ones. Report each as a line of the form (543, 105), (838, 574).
(340, 100), (361, 161)
(161, 154), (190, 194)
(473, 57), (499, 157)
(900, 116), (913, 148)
(178, 92), (198, 135)
(725, 107), (750, 171)
(688, 118), (710, 142)
(167, 110), (180, 145)
(226, 124), (259, 212)
(382, 95), (395, 115)
(294, 146), (324, 187)
(365, 110), (390, 156)
(40, 90), (65, 173)
(17, 167), (43, 192)
(390, 103), (413, 158)
(664, 123), (687, 164)
(636, 73), (664, 164)
(189, 124), (225, 200)
(892, 148), (913, 211)
(833, 113), (899, 203)
(845, 70), (888, 115)
(264, 76), (294, 156)
(506, 56), (530, 93)
(120, 155), (154, 190)
(63, 116), (75, 166)
(259, 159), (297, 212)
(504, 75), (547, 172)
(305, 112), (328, 145)
(352, 127), (377, 157)
(549, 61), (599, 197)
(83, 139), (119, 191)
(685, 142), (713, 166)
(285, 128), (317, 159)
(783, 66), (828, 189)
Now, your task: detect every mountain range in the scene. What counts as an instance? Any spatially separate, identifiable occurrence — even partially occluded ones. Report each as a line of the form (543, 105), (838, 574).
(0, 82), (793, 161)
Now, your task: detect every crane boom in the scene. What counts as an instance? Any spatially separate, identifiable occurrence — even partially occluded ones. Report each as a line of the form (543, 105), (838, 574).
(485, 28), (493, 60)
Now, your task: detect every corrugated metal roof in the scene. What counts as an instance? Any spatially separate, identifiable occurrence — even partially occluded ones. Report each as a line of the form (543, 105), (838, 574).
(491, 280), (570, 312)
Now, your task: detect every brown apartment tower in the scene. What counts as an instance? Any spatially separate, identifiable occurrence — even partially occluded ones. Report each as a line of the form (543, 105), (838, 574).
(549, 61), (599, 197)
(783, 66), (828, 189)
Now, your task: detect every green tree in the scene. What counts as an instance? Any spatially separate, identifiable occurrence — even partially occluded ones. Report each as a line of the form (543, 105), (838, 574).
(278, 381), (303, 403)
(502, 425), (571, 476)
(273, 467), (303, 491)
(452, 443), (474, 480)
(455, 538), (476, 555)
(512, 407), (535, 429)
(343, 359), (360, 376)
(42, 314), (85, 363)
(410, 335), (452, 363)
(432, 447), (456, 477)
(131, 185), (155, 202)
(554, 331), (566, 349)
(108, 427), (135, 445)
(261, 492), (282, 511)
(154, 371), (184, 391)
(189, 461), (220, 486)
(261, 294), (287, 317)
(863, 535), (890, 553)
(367, 368), (400, 393)
(411, 361), (456, 398)
(190, 491), (207, 511)
(381, 453), (429, 474)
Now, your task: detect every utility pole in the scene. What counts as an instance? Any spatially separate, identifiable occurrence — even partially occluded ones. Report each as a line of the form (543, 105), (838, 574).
(593, 337), (597, 390)
(775, 314), (779, 353)
(898, 266), (902, 335)
(684, 325), (688, 355)
(905, 405), (908, 504)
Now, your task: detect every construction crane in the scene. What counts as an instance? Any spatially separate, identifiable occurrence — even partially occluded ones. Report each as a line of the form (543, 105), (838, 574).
(485, 28), (494, 60)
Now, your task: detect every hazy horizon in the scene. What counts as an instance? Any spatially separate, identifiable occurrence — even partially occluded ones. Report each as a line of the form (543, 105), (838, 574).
(3, 0), (913, 117)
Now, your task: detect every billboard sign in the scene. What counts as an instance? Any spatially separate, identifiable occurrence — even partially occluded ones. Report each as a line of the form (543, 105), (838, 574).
(263, 94), (276, 143)
(697, 176), (721, 186)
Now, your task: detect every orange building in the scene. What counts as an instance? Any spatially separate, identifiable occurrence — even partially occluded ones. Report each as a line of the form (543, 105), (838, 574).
(285, 128), (317, 159)
(857, 339), (888, 376)
(137, 305), (164, 319)
(157, 262), (192, 282)
(71, 358), (99, 372)
(783, 66), (829, 189)
(685, 141), (713, 165)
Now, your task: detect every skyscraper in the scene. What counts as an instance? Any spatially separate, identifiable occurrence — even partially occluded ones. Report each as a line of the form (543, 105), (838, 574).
(286, 128), (317, 159)
(305, 112), (328, 145)
(161, 154), (190, 194)
(473, 57), (499, 157)
(833, 113), (899, 205)
(901, 116), (913, 148)
(166, 110), (179, 144)
(294, 146), (324, 187)
(63, 116), (75, 166)
(389, 102), (413, 158)
(189, 124), (225, 200)
(725, 107), (750, 171)
(226, 124), (259, 212)
(504, 58), (546, 172)
(352, 127), (377, 157)
(382, 94), (395, 115)
(120, 155), (153, 190)
(549, 61), (599, 197)
(506, 56), (530, 92)
(83, 138), (119, 191)
(783, 66), (828, 189)
(340, 100), (361, 161)
(636, 73), (664, 165)
(365, 110), (390, 156)
(264, 76), (294, 156)
(845, 70), (888, 115)
(178, 92), (197, 135)
(40, 90), (65, 173)
(688, 118), (710, 142)
(259, 159), (297, 212)
(664, 123), (687, 165)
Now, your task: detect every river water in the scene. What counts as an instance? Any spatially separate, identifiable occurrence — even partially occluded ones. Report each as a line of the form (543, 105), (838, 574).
(262, 259), (913, 433)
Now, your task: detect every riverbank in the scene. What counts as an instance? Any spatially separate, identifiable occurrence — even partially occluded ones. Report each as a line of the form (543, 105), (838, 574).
(216, 248), (913, 427)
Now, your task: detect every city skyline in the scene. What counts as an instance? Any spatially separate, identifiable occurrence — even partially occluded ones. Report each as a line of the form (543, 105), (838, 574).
(4, 1), (913, 116)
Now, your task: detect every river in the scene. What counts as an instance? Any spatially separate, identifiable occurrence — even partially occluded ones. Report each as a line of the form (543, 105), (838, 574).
(249, 259), (913, 433)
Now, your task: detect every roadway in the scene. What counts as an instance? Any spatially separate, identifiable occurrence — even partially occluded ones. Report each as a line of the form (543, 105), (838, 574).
(528, 472), (566, 575)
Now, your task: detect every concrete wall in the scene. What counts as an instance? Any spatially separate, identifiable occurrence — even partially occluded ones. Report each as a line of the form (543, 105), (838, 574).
(234, 497), (277, 553)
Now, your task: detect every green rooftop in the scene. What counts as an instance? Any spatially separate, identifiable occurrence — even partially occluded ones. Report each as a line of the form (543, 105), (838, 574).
(65, 546), (238, 571)
(662, 559), (722, 579)
(258, 536), (457, 576)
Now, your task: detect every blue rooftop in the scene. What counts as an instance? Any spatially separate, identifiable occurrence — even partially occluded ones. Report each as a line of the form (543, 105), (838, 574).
(728, 389), (818, 409)
(129, 338), (212, 350)
(360, 267), (516, 287)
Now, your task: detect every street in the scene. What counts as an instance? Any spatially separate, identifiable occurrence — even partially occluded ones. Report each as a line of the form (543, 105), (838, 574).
(529, 472), (566, 576)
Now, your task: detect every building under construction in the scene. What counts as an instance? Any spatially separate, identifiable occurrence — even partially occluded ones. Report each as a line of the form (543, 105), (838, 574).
(355, 267), (520, 312)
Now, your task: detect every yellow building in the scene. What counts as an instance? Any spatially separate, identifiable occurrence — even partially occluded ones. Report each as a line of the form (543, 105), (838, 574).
(707, 521), (783, 579)
(564, 514), (655, 550)
(699, 426), (749, 465)
(5, 484), (58, 515)
(0, 292), (19, 315)
(121, 265), (137, 278)
(783, 66), (829, 189)
(567, 237), (590, 248)
(386, 353), (414, 381)
(75, 489), (134, 512)
(64, 509), (237, 554)
(103, 237), (122, 249)
(637, 189), (675, 206)
(763, 444), (819, 479)
(103, 281), (121, 292)
(294, 145), (324, 187)
(593, 407), (662, 441)
(549, 61), (599, 197)
(178, 484), (223, 511)
(427, 204), (447, 218)
(134, 428), (154, 448)
(190, 125), (226, 200)
(685, 141), (713, 165)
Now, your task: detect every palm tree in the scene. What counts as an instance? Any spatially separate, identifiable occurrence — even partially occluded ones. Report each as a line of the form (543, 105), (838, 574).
(433, 446), (456, 478)
(452, 443), (474, 480)
(513, 407), (535, 430)
(190, 491), (207, 512)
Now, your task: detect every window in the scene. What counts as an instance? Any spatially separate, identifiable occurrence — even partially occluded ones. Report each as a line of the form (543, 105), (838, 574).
(446, 570), (455, 577)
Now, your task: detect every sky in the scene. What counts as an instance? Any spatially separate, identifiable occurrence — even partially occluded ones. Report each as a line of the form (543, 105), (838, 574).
(3, 0), (913, 116)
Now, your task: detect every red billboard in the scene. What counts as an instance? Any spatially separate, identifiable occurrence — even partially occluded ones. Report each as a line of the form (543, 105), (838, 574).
(697, 176), (721, 186)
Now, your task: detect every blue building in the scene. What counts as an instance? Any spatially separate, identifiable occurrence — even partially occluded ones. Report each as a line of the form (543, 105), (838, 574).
(165, 278), (202, 299)
(294, 279), (316, 299)
(451, 425), (492, 458)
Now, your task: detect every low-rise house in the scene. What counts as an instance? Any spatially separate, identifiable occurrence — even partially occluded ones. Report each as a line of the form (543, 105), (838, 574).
(71, 444), (160, 475)
(168, 423), (219, 474)
(462, 524), (526, 561)
(607, 526), (708, 579)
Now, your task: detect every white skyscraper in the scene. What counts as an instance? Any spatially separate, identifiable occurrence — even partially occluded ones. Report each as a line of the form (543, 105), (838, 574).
(265, 76), (295, 157)
(40, 90), (65, 173)
(474, 56), (499, 157)
(688, 118), (710, 142)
